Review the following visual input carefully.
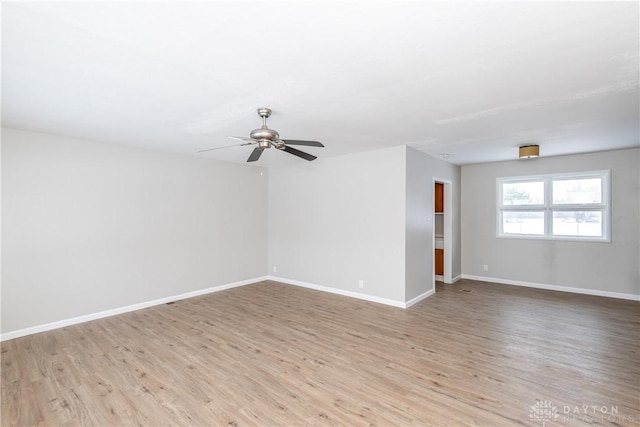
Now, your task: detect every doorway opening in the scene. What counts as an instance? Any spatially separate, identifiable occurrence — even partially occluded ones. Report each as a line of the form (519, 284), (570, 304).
(433, 178), (452, 287)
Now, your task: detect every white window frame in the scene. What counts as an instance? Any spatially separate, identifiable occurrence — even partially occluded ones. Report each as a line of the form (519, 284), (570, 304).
(496, 170), (610, 242)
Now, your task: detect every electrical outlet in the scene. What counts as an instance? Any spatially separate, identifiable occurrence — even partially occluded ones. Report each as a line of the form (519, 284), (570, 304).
(273, 266), (277, 273)
(483, 264), (489, 272)
(358, 280), (364, 289)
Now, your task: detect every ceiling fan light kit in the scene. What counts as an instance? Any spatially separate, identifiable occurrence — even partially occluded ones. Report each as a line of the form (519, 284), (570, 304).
(519, 145), (539, 159)
(198, 108), (324, 162)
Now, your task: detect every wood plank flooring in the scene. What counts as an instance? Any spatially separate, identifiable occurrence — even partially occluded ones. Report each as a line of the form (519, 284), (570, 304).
(2, 279), (639, 426)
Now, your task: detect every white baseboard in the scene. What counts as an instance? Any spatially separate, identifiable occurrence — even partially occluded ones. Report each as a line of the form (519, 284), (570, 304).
(436, 275), (461, 284)
(19, 273), (624, 342)
(433, 274), (462, 285)
(0, 276), (268, 342)
(405, 288), (435, 308)
(268, 276), (415, 308)
(460, 274), (640, 301)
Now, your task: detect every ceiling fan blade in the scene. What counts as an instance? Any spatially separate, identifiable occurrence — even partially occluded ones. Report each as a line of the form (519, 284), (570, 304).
(247, 147), (263, 162)
(197, 142), (252, 153)
(282, 145), (317, 161)
(228, 136), (255, 142)
(281, 139), (324, 147)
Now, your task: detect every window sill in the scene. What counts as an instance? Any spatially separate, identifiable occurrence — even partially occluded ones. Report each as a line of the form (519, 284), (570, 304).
(497, 234), (611, 243)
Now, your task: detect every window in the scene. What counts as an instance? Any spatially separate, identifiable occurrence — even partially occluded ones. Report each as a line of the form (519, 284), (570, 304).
(497, 171), (610, 241)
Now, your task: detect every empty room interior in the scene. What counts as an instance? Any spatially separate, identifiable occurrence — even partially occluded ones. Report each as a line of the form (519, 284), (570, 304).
(2, 2), (639, 426)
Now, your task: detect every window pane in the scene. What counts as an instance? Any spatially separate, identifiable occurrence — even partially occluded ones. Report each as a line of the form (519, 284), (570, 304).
(502, 181), (544, 205)
(502, 211), (545, 235)
(553, 211), (602, 237)
(553, 178), (601, 204)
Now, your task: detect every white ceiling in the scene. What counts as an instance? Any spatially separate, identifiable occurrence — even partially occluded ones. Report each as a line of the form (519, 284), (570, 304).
(2, 1), (639, 167)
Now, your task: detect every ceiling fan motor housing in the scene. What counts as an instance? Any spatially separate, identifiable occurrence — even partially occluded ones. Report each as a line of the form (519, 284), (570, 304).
(250, 127), (279, 141)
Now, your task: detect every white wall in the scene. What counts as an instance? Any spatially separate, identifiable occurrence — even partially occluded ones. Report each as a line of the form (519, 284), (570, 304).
(1, 128), (268, 334)
(268, 146), (407, 303)
(405, 147), (461, 300)
(461, 148), (640, 297)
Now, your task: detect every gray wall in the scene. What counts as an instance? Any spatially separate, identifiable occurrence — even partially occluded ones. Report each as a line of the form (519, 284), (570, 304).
(405, 147), (461, 300)
(268, 145), (462, 304)
(268, 146), (407, 302)
(2, 128), (268, 334)
(461, 148), (639, 296)
(13, 125), (628, 337)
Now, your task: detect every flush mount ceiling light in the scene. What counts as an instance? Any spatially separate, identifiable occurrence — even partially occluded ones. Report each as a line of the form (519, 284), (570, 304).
(519, 145), (539, 159)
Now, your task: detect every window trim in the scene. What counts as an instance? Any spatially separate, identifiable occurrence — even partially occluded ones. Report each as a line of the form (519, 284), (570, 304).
(496, 170), (610, 242)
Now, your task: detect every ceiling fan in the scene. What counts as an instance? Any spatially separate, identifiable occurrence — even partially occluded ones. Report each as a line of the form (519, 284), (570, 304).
(198, 108), (325, 162)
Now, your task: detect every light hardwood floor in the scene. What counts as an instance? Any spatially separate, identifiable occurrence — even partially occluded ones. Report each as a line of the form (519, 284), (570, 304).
(2, 280), (639, 426)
